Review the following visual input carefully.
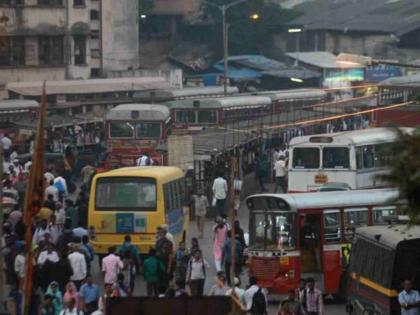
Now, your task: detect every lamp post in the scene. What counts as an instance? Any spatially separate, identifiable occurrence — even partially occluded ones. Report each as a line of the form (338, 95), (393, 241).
(288, 27), (302, 67)
(203, 0), (248, 95)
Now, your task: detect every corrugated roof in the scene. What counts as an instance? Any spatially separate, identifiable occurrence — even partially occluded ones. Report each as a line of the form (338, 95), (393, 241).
(6, 77), (170, 96)
(285, 52), (364, 69)
(291, 0), (420, 36)
(0, 100), (39, 111)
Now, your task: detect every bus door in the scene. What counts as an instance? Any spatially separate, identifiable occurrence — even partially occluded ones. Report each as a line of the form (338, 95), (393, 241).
(322, 209), (344, 294)
(299, 213), (323, 279)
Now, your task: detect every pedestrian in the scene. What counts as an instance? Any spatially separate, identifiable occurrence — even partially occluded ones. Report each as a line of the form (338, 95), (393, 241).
(46, 282), (63, 315)
(174, 241), (189, 283)
(68, 244), (87, 290)
(300, 277), (324, 315)
(33, 219), (51, 245)
(54, 252), (74, 293)
(212, 217), (228, 272)
(112, 273), (131, 297)
(72, 223), (88, 240)
(41, 294), (56, 315)
(399, 279), (420, 315)
(45, 180), (59, 203)
(273, 156), (287, 193)
(37, 243), (60, 266)
(157, 224), (175, 246)
(121, 251), (136, 292)
(117, 235), (140, 272)
(212, 173), (228, 218)
(155, 227), (174, 284)
(14, 242), (26, 289)
(80, 161), (95, 188)
(59, 297), (83, 315)
(190, 237), (200, 255)
(63, 282), (80, 310)
(244, 276), (268, 315)
(222, 230), (242, 287)
(54, 175), (68, 202)
(101, 246), (124, 285)
(143, 248), (165, 297)
(79, 275), (100, 315)
(55, 202), (66, 229)
(278, 301), (293, 315)
(81, 235), (94, 273)
(56, 219), (76, 257)
(193, 190), (208, 238)
(65, 200), (79, 230)
(137, 152), (153, 166)
(255, 152), (268, 192)
(279, 289), (305, 315)
(98, 284), (113, 314)
(209, 271), (229, 296)
(186, 249), (208, 297)
(226, 277), (246, 309)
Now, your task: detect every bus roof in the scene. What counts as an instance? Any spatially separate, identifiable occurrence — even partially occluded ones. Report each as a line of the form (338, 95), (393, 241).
(133, 86), (238, 100)
(0, 100), (39, 111)
(167, 96), (272, 109)
(356, 225), (420, 249)
(6, 77), (169, 96)
(289, 127), (413, 147)
(95, 166), (184, 181)
(254, 88), (327, 101)
(247, 188), (400, 211)
(105, 104), (170, 121)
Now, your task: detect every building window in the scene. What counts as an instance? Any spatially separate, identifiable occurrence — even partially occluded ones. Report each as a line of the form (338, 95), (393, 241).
(73, 0), (85, 7)
(37, 0), (63, 5)
(38, 36), (64, 65)
(0, 37), (25, 66)
(90, 10), (99, 20)
(90, 68), (100, 78)
(74, 36), (86, 65)
(0, 0), (24, 6)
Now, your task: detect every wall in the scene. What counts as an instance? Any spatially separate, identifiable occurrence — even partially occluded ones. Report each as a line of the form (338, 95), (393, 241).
(101, 0), (139, 74)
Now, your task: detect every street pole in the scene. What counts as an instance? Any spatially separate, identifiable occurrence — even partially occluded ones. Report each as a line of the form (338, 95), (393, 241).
(222, 5), (228, 96)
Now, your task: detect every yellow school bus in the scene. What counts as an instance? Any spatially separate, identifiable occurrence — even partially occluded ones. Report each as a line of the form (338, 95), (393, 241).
(88, 166), (189, 255)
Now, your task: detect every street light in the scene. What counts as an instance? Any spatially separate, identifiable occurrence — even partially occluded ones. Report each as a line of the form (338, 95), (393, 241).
(288, 27), (303, 67)
(203, 0), (248, 95)
(250, 13), (260, 20)
(140, 14), (147, 19)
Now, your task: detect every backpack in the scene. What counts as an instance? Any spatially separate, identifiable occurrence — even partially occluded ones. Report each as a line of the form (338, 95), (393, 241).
(251, 288), (267, 315)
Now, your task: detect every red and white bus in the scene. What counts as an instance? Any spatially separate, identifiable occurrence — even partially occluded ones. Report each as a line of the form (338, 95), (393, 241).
(104, 104), (171, 168)
(246, 189), (403, 296)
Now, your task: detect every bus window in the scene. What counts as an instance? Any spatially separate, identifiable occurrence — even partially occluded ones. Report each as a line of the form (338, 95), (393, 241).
(292, 147), (320, 169)
(267, 213), (296, 250)
(323, 210), (340, 243)
(372, 206), (396, 224)
(253, 213), (266, 249)
(356, 143), (392, 169)
(109, 122), (135, 138)
(136, 122), (161, 138)
(176, 110), (195, 123)
(344, 208), (368, 240)
(363, 146), (375, 168)
(198, 110), (217, 123)
(322, 147), (350, 169)
(95, 177), (156, 210)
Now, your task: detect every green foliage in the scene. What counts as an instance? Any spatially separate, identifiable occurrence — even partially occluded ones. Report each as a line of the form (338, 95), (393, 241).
(380, 127), (420, 222)
(201, 0), (299, 55)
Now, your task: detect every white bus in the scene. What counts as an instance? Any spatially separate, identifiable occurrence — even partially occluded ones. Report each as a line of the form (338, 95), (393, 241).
(287, 127), (412, 192)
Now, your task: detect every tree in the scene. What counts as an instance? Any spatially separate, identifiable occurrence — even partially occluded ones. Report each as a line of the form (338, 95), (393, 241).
(201, 0), (299, 55)
(380, 127), (420, 221)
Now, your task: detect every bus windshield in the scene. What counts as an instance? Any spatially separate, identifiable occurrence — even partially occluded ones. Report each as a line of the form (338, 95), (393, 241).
(95, 177), (156, 211)
(109, 122), (135, 138)
(323, 147), (350, 169)
(136, 122), (161, 138)
(292, 147), (320, 169)
(250, 212), (296, 251)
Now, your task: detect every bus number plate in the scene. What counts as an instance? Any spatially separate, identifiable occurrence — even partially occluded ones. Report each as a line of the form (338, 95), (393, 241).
(315, 174), (328, 184)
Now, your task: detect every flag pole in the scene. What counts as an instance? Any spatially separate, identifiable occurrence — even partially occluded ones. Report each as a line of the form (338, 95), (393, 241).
(23, 81), (47, 315)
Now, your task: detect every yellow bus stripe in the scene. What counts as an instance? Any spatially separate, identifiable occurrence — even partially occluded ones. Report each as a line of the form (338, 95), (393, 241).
(350, 272), (399, 297)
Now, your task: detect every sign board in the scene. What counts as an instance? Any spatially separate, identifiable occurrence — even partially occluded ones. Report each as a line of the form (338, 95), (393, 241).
(315, 174), (328, 184)
(167, 134), (194, 172)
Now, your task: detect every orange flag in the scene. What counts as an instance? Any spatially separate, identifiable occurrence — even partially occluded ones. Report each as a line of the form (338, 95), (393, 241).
(23, 81), (47, 315)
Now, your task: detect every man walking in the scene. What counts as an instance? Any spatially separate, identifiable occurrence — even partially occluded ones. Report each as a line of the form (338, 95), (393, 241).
(212, 173), (228, 218)
(193, 190), (209, 238)
(102, 247), (123, 285)
(300, 277), (324, 315)
(273, 156), (287, 193)
(143, 248), (165, 297)
(399, 279), (420, 315)
(244, 277), (267, 315)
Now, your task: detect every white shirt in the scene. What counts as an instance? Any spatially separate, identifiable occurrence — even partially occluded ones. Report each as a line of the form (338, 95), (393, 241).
(137, 155), (154, 166)
(24, 161), (32, 172)
(273, 160), (287, 177)
(186, 258), (209, 280)
(212, 177), (228, 200)
(37, 250), (60, 265)
(45, 185), (59, 202)
(399, 289), (420, 315)
(32, 227), (51, 245)
(68, 251), (87, 281)
(14, 254), (26, 278)
(59, 308), (84, 315)
(44, 172), (55, 183)
(1, 136), (12, 150)
(56, 208), (66, 225)
(243, 285), (267, 311)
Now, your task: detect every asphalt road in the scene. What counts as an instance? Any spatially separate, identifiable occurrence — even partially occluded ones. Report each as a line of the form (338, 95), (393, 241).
(89, 200), (347, 315)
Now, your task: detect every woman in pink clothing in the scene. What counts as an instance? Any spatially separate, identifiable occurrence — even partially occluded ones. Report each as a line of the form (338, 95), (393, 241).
(212, 217), (228, 271)
(63, 281), (80, 309)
